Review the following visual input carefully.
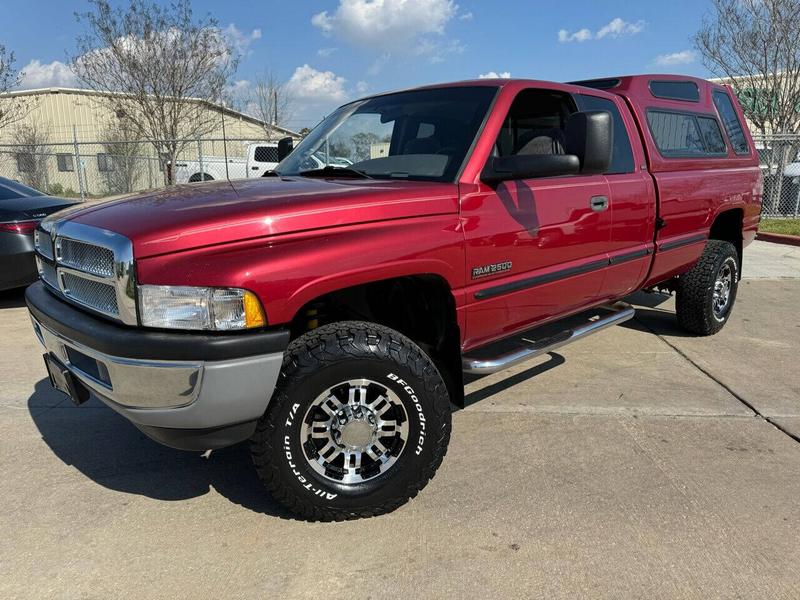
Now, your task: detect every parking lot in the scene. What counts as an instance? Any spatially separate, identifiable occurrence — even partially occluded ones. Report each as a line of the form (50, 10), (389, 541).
(1, 240), (799, 599)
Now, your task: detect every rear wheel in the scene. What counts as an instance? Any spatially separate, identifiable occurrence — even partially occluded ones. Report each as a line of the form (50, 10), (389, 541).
(251, 321), (451, 521)
(676, 239), (739, 335)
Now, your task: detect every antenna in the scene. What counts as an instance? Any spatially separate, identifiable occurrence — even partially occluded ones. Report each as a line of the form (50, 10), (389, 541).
(221, 100), (230, 181)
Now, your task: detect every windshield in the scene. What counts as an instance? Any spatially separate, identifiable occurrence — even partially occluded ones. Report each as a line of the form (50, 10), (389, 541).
(0, 178), (44, 200)
(276, 86), (497, 182)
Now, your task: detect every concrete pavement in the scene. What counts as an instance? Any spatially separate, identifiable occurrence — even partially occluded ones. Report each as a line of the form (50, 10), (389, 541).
(1, 240), (798, 599)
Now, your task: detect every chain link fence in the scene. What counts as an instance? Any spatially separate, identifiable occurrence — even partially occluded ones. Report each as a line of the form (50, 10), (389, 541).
(753, 134), (800, 218)
(2, 131), (800, 218)
(0, 136), (279, 201)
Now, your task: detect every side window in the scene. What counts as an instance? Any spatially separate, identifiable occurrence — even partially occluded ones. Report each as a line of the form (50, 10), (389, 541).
(696, 117), (727, 154)
(647, 111), (705, 156)
(253, 146), (279, 163)
(713, 91), (749, 155)
(495, 89), (575, 158)
(576, 94), (635, 174)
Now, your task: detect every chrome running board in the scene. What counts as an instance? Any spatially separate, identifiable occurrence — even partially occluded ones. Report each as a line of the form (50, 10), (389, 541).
(462, 302), (635, 375)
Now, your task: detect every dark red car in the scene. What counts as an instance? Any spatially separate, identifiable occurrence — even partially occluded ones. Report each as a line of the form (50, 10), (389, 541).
(26, 75), (760, 520)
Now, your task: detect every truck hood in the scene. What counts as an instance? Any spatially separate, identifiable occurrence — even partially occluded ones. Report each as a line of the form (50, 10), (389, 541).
(68, 177), (459, 258)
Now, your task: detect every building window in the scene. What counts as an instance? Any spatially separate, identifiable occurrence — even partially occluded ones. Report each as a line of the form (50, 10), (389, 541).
(16, 153), (34, 173)
(57, 153), (74, 172)
(97, 153), (114, 172)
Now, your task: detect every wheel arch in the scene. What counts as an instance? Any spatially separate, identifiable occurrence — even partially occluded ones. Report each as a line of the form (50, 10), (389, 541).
(188, 172), (213, 183)
(708, 208), (744, 275)
(288, 274), (465, 407)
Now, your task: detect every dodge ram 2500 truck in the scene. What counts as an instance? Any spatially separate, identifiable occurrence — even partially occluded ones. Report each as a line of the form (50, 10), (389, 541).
(27, 75), (761, 520)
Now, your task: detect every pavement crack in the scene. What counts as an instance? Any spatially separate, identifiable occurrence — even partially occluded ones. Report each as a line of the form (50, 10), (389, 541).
(634, 315), (800, 445)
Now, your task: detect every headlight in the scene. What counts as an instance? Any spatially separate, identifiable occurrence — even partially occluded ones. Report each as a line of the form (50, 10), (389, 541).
(138, 285), (266, 331)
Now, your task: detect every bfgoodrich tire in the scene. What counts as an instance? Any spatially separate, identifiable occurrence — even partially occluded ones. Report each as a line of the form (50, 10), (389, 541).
(251, 321), (451, 521)
(676, 240), (739, 336)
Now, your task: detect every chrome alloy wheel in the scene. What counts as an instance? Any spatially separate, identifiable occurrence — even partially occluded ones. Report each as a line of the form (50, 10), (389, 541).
(300, 379), (409, 485)
(712, 259), (735, 319)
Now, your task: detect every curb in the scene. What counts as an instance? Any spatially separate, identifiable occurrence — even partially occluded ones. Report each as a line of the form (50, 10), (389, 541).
(756, 232), (800, 247)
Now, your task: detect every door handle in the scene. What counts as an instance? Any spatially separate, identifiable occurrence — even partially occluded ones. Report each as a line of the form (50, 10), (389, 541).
(590, 195), (609, 212)
(251, 166), (259, 170)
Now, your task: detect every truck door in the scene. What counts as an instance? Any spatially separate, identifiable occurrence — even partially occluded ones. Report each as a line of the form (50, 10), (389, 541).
(574, 93), (656, 299)
(462, 88), (612, 349)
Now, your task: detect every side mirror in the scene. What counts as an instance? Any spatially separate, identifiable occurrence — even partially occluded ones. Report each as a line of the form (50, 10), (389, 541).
(565, 110), (613, 175)
(482, 154), (580, 183)
(277, 137), (294, 161)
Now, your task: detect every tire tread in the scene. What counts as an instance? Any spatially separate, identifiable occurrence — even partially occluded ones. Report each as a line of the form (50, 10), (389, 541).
(250, 321), (451, 521)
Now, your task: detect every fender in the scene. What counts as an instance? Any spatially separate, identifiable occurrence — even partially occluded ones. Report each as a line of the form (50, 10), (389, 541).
(135, 213), (467, 326)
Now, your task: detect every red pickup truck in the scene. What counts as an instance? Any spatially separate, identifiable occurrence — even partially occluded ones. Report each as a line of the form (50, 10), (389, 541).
(27, 75), (761, 520)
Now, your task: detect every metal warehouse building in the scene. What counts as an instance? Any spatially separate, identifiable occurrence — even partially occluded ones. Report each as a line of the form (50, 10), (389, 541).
(0, 87), (298, 198)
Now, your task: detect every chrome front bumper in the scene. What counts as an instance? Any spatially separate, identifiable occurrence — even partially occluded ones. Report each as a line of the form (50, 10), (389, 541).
(30, 315), (284, 433)
(33, 316), (203, 409)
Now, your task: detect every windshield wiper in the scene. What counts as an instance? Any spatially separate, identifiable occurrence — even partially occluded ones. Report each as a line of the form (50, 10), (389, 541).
(297, 166), (373, 179)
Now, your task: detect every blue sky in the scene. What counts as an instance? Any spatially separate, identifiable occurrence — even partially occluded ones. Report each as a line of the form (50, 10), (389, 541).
(0, 0), (715, 130)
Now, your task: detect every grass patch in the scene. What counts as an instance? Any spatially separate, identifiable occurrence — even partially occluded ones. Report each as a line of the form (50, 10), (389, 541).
(760, 219), (800, 236)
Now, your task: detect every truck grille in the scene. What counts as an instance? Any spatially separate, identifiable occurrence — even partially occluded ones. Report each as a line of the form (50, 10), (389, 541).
(57, 238), (115, 277)
(37, 257), (58, 289)
(60, 272), (119, 315)
(34, 221), (137, 325)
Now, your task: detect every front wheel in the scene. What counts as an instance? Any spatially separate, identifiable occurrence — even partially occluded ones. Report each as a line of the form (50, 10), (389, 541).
(676, 239), (739, 335)
(251, 321), (452, 521)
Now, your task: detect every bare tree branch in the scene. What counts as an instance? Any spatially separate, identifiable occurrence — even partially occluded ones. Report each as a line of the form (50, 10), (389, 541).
(100, 116), (144, 194)
(71, 0), (239, 184)
(0, 45), (36, 133)
(11, 121), (52, 192)
(694, 0), (800, 134)
(246, 71), (294, 135)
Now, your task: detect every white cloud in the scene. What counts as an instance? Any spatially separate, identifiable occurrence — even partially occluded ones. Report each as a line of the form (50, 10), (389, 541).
(558, 18), (645, 43)
(18, 59), (78, 89)
(222, 23), (262, 56)
(312, 0), (458, 50)
(355, 80), (370, 94)
(317, 47), (338, 57)
(479, 71), (511, 79)
(287, 64), (347, 101)
(654, 49), (695, 66)
(558, 28), (592, 43)
(285, 64), (354, 129)
(459, 10), (474, 20)
(596, 18), (644, 39)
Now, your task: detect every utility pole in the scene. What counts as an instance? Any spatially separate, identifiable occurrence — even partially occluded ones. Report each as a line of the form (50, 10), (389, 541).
(73, 124), (86, 201)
